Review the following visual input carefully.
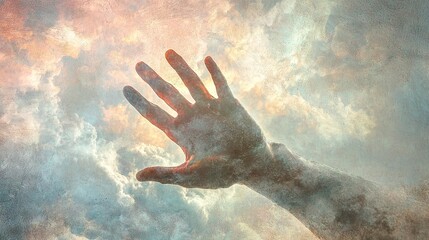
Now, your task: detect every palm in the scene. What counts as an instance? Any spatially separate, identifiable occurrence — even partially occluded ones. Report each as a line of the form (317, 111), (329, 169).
(172, 97), (263, 161)
(124, 50), (266, 188)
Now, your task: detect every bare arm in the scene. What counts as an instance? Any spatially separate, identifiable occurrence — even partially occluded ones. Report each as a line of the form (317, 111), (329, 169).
(123, 49), (429, 239)
(244, 142), (429, 239)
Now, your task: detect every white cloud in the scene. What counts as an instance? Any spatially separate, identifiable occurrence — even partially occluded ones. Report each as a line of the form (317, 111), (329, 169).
(1, 0), (429, 239)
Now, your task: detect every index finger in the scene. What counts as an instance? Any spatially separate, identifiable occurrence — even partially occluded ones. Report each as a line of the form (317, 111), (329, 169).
(204, 56), (233, 100)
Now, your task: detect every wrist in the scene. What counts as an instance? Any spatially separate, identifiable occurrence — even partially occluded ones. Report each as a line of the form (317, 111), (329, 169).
(240, 142), (304, 188)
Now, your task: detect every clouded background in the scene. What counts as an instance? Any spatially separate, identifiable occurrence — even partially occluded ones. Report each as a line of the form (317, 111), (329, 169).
(1, 0), (428, 239)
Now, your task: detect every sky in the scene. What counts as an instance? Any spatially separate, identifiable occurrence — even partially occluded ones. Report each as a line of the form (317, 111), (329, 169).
(0, 0), (428, 239)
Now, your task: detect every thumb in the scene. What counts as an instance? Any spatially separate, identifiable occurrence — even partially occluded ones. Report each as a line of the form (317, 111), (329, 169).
(136, 165), (186, 184)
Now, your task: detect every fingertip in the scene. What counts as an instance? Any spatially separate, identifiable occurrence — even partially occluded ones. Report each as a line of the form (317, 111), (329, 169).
(204, 56), (217, 72)
(123, 86), (143, 104)
(204, 56), (213, 64)
(136, 168), (155, 181)
(165, 49), (176, 60)
(136, 167), (158, 181)
(204, 56), (212, 68)
(136, 170), (144, 181)
(123, 85), (134, 97)
(135, 61), (145, 72)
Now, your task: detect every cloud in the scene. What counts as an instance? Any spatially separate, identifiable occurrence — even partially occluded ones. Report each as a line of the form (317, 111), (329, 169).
(1, 0), (429, 239)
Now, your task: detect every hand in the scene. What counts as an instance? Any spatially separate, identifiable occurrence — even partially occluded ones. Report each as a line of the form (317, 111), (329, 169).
(123, 49), (271, 188)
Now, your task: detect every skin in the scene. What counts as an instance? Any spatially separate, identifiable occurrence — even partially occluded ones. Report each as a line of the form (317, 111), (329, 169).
(123, 49), (269, 189)
(124, 49), (429, 239)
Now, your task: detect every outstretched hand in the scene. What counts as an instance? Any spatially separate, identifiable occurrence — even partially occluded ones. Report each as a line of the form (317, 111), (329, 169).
(124, 50), (429, 239)
(124, 49), (271, 188)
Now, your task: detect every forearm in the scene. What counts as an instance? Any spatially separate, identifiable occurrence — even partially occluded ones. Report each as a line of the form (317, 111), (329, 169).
(242, 143), (429, 239)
